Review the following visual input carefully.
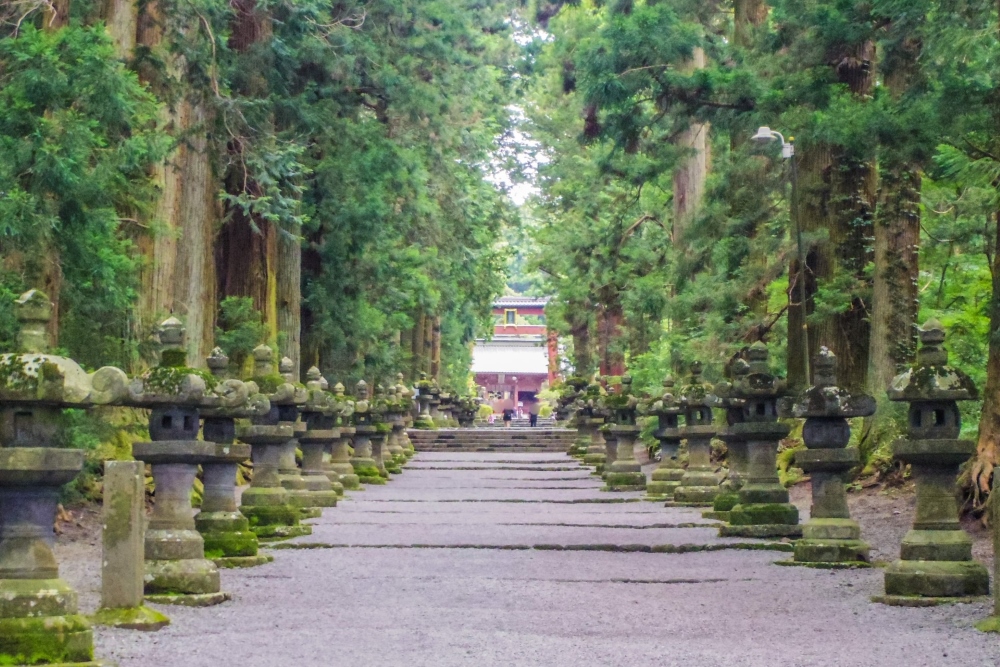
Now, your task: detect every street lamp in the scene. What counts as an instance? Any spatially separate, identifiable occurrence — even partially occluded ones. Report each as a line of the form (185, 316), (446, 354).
(753, 126), (809, 386)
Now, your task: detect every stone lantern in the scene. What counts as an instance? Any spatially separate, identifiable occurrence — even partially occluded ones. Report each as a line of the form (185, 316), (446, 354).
(126, 317), (239, 605)
(273, 356), (321, 518)
(672, 362), (720, 505)
(708, 360), (750, 520)
(720, 342), (800, 538)
(790, 348), (875, 564)
(371, 384), (398, 476)
(428, 378), (442, 420)
(197, 346), (273, 568)
(385, 385), (409, 467)
(237, 344), (310, 540)
(645, 377), (684, 501)
(0, 289), (128, 665)
(879, 320), (989, 602)
(603, 376), (646, 492)
(351, 380), (384, 485)
(329, 383), (360, 489)
(396, 374), (416, 458)
(414, 373), (435, 429)
(298, 367), (341, 508)
(579, 382), (609, 471)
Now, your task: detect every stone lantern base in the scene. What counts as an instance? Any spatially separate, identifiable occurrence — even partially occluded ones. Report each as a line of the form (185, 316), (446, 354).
(329, 428), (361, 490)
(238, 425), (312, 540)
(646, 456), (684, 501)
(0, 448), (106, 666)
(603, 426), (646, 492)
(351, 426), (385, 485)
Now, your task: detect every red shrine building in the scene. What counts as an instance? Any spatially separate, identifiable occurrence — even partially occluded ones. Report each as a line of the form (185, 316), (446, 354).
(472, 296), (558, 413)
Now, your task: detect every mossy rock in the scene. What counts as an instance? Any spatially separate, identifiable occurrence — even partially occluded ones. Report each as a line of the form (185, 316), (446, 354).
(728, 503), (799, 526)
(712, 492), (741, 512)
(0, 614), (94, 666)
(975, 616), (1000, 633)
(202, 531), (260, 558)
(92, 605), (170, 631)
(241, 505), (300, 528)
(794, 539), (870, 564)
(359, 475), (386, 485)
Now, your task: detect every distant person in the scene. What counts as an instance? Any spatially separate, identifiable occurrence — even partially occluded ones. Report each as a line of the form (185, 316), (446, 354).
(528, 400), (540, 427)
(502, 407), (513, 427)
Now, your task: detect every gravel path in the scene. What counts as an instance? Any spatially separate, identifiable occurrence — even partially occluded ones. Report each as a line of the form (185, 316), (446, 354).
(80, 452), (999, 667)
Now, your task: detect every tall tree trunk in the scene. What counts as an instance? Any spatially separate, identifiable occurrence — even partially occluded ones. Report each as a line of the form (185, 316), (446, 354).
(672, 47), (710, 242)
(863, 34), (921, 452)
(818, 40), (877, 391)
(277, 224), (301, 379)
(217, 0), (279, 356)
(430, 316), (442, 380)
(971, 0), (1000, 503)
(733, 0), (768, 49)
(412, 311), (426, 379)
(787, 144), (829, 389)
(596, 291), (625, 377)
(101, 0), (137, 56)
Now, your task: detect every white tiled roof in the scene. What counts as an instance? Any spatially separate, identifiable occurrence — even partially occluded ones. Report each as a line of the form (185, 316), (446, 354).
(493, 296), (551, 308)
(472, 343), (549, 375)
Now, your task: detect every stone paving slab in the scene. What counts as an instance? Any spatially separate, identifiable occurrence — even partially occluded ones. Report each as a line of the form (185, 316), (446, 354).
(92, 451), (1000, 667)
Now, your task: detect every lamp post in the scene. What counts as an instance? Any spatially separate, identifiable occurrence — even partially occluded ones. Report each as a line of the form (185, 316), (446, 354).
(752, 126), (809, 387)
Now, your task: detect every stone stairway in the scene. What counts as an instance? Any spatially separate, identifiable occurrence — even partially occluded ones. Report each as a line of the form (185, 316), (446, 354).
(407, 427), (575, 452)
(476, 417), (559, 428)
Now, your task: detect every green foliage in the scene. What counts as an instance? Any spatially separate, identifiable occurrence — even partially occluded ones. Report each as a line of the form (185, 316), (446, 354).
(0, 25), (165, 369)
(216, 297), (267, 373)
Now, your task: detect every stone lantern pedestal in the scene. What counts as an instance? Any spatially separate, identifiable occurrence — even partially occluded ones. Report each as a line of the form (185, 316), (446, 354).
(0, 448), (103, 665)
(372, 428), (394, 478)
(196, 439), (272, 568)
(719, 345), (800, 538)
(790, 349), (873, 565)
(604, 425), (646, 491)
(299, 427), (340, 506)
(134, 437), (229, 606)
(672, 363), (720, 506)
(239, 423), (310, 540)
(600, 424), (618, 479)
(581, 417), (607, 472)
(877, 321), (989, 603)
(280, 420), (323, 518)
(351, 426), (384, 485)
(388, 417), (408, 469)
(646, 378), (683, 501)
(330, 426), (361, 489)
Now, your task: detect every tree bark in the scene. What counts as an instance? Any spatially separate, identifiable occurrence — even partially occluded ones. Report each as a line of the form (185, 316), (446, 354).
(596, 291), (625, 377)
(733, 0), (768, 49)
(672, 47), (710, 242)
(975, 210), (1000, 502)
(277, 224), (301, 379)
(101, 0), (137, 57)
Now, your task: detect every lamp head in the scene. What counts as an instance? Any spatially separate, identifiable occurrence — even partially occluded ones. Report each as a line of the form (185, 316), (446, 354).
(752, 126), (776, 143)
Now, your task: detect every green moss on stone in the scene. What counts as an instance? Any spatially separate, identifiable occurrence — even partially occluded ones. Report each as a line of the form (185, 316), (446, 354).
(0, 614), (94, 666)
(92, 605), (170, 631)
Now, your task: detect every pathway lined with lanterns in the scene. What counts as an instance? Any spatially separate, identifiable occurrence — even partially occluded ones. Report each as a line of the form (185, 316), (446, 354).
(88, 452), (998, 667)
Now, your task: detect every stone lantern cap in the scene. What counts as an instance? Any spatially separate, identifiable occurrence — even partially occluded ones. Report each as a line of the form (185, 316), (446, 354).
(604, 375), (640, 426)
(302, 366), (335, 415)
(730, 342), (787, 399)
(649, 376), (683, 417)
(331, 381), (355, 422)
(792, 347), (876, 418)
(200, 348), (270, 420)
(416, 372), (433, 392)
(887, 320), (977, 402)
(249, 344), (306, 406)
(0, 290), (129, 407)
(679, 361), (720, 409)
(125, 319), (250, 411)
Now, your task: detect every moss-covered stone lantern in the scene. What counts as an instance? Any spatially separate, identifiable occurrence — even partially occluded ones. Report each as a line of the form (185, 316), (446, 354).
(351, 380), (384, 485)
(414, 373), (435, 429)
(0, 289), (129, 665)
(790, 348), (875, 565)
(644, 377), (684, 501)
(720, 343), (800, 538)
(708, 360), (750, 520)
(329, 383), (360, 489)
(197, 346), (273, 568)
(670, 362), (720, 506)
(603, 376), (646, 492)
(271, 356), (320, 518)
(428, 378), (442, 420)
(298, 367), (341, 508)
(573, 380), (606, 468)
(126, 317), (235, 605)
(237, 344), (310, 540)
(385, 385), (410, 467)
(878, 320), (989, 603)
(371, 384), (398, 476)
(396, 374), (416, 458)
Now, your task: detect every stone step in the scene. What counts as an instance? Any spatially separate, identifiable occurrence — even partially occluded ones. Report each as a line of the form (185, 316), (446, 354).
(407, 428), (576, 452)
